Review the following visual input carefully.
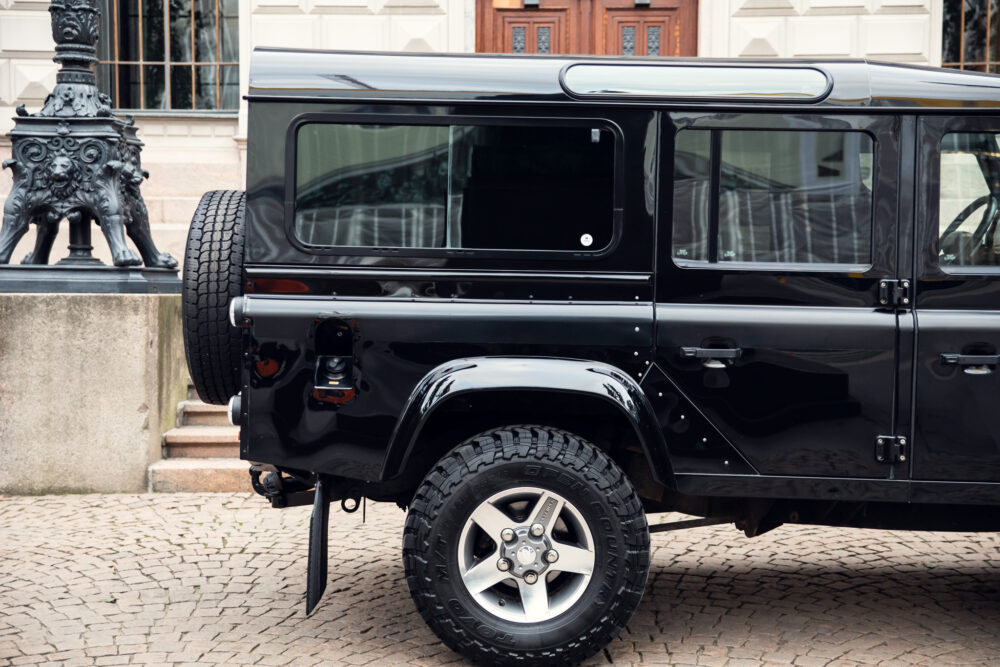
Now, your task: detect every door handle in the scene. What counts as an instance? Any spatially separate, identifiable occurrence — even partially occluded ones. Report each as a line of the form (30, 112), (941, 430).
(940, 353), (1000, 375)
(681, 347), (742, 369)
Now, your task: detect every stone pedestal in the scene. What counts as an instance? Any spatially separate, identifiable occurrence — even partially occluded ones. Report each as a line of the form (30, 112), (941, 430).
(0, 292), (186, 493)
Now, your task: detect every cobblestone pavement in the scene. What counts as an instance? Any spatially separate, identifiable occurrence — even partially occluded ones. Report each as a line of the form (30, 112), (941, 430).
(0, 494), (998, 666)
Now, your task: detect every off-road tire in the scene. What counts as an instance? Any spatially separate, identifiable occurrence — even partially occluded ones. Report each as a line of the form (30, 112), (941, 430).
(182, 189), (245, 405)
(403, 425), (650, 666)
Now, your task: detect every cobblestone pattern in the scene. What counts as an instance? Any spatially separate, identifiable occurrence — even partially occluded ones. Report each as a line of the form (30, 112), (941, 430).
(0, 494), (998, 666)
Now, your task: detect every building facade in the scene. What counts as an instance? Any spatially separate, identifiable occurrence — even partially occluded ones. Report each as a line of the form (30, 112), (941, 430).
(0, 0), (954, 264)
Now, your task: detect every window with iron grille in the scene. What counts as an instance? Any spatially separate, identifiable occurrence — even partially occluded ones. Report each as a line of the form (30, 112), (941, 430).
(96, 0), (239, 111)
(943, 0), (1000, 72)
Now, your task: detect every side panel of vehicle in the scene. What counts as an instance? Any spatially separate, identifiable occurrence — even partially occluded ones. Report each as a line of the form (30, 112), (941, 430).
(242, 298), (653, 480)
(654, 112), (905, 481)
(912, 115), (1000, 483)
(241, 101), (658, 481)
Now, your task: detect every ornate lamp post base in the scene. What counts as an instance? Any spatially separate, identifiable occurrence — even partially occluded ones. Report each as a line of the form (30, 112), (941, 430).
(0, 0), (178, 272)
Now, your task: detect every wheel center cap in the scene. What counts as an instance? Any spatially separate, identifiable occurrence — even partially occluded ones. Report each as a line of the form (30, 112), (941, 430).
(515, 545), (536, 566)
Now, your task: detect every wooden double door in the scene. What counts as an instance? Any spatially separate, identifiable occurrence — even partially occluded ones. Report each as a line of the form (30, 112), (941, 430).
(476, 0), (696, 57)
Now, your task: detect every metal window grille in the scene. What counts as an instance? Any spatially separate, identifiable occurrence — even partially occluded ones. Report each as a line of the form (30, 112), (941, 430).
(97, 0), (239, 110)
(943, 0), (1000, 72)
(622, 26), (636, 56)
(647, 26), (660, 57)
(512, 26), (526, 54)
(537, 27), (550, 55)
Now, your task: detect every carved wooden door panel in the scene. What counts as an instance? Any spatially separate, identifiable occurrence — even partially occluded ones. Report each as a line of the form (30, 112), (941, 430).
(478, 0), (583, 54)
(502, 13), (569, 54)
(595, 0), (696, 57)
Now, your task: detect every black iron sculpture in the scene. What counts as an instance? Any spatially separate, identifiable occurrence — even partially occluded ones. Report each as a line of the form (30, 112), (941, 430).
(0, 0), (177, 268)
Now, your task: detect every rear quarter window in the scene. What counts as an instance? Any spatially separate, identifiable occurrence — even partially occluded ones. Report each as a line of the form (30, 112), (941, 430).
(293, 121), (617, 253)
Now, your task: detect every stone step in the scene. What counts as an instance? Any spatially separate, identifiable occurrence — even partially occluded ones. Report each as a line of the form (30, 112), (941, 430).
(163, 425), (240, 458)
(178, 399), (229, 426)
(148, 458), (252, 493)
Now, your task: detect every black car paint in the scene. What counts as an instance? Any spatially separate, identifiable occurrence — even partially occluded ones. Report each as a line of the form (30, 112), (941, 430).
(239, 49), (1000, 519)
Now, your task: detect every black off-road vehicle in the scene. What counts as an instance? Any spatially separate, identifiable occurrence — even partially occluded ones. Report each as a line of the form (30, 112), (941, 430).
(183, 50), (1000, 665)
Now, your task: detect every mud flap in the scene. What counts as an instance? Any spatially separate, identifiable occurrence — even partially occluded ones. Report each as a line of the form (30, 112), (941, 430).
(306, 478), (330, 615)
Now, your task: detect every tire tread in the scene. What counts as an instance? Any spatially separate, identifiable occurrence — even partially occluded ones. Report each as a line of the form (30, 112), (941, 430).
(181, 189), (245, 405)
(403, 425), (650, 666)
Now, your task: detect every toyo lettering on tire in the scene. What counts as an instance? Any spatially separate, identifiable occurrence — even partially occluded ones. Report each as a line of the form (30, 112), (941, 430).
(403, 425), (650, 665)
(182, 189), (245, 405)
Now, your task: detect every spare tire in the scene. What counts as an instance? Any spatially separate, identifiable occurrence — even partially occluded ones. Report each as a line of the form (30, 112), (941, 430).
(182, 190), (246, 405)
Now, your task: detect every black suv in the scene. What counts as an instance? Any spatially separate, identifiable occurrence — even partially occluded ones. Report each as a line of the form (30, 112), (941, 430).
(182, 50), (1000, 665)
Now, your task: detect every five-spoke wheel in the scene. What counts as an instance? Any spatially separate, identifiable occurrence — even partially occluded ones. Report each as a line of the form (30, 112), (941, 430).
(458, 487), (595, 623)
(404, 425), (650, 666)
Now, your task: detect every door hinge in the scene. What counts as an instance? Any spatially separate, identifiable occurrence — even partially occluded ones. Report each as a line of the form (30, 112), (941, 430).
(875, 435), (907, 464)
(877, 279), (911, 308)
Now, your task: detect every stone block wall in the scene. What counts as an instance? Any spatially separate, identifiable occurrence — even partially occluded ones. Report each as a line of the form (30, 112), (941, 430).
(249, 0), (474, 53)
(699, 0), (942, 65)
(0, 293), (187, 493)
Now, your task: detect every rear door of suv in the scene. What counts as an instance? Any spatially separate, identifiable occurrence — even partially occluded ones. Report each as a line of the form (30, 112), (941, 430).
(912, 115), (1000, 492)
(652, 112), (907, 496)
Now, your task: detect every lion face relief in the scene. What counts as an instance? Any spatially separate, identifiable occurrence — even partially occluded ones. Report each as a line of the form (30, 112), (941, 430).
(44, 155), (80, 198)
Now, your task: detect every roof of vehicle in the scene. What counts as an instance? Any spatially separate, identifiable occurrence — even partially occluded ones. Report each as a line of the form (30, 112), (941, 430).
(248, 48), (1000, 111)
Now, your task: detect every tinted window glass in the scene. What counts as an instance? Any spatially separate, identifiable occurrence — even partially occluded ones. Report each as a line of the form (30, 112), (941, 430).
(672, 129), (874, 267)
(938, 132), (1000, 269)
(294, 123), (615, 252)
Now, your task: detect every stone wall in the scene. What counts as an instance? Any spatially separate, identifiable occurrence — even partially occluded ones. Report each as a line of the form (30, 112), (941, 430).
(0, 293), (187, 493)
(699, 0), (941, 65)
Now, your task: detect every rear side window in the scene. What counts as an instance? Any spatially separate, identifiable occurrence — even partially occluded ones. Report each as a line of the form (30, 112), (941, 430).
(938, 132), (1000, 270)
(672, 129), (874, 268)
(294, 122), (615, 252)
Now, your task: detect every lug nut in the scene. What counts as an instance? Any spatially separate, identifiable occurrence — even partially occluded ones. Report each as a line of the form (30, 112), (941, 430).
(501, 528), (515, 542)
(497, 558), (511, 572)
(530, 523), (544, 537)
(523, 571), (538, 584)
(544, 549), (559, 563)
